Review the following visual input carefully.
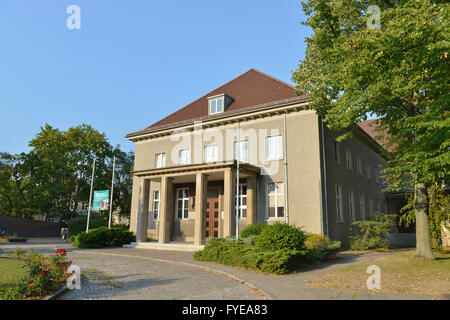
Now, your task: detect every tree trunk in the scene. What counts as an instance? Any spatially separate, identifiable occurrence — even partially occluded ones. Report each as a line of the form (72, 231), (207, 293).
(414, 183), (435, 259)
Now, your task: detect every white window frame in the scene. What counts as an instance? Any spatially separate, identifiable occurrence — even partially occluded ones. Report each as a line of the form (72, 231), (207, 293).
(178, 149), (191, 165)
(345, 147), (352, 170)
(348, 188), (355, 222)
(175, 188), (189, 220)
(237, 184), (247, 219)
(209, 97), (224, 115)
(266, 182), (284, 219)
(204, 145), (218, 163)
(234, 140), (249, 163)
(335, 184), (343, 221)
(265, 135), (283, 161)
(359, 193), (366, 220)
(152, 190), (160, 220)
(155, 153), (166, 168)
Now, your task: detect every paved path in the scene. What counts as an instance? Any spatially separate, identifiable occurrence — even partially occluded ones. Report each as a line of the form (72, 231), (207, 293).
(61, 249), (263, 300)
(1, 241), (438, 300)
(63, 247), (434, 300)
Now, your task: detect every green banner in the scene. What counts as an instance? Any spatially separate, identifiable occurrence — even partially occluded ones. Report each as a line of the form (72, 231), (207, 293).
(93, 190), (109, 211)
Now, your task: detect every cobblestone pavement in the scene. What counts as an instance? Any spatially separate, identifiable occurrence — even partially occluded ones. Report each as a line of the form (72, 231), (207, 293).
(61, 250), (263, 300)
(75, 248), (436, 300)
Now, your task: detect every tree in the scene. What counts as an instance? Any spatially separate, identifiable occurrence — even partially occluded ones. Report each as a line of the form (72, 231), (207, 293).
(1, 124), (134, 223)
(292, 0), (449, 259)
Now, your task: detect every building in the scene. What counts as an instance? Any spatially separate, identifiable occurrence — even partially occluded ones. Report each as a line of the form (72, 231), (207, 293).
(126, 69), (394, 246)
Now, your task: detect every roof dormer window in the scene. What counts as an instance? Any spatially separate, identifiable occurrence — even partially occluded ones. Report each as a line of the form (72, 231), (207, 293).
(209, 97), (224, 115)
(208, 93), (232, 115)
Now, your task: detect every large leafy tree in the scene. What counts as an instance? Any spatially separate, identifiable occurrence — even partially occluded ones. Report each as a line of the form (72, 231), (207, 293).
(0, 124), (134, 223)
(293, 0), (449, 259)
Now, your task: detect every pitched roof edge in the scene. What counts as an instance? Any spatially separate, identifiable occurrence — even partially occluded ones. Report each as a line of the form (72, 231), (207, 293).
(126, 95), (310, 139)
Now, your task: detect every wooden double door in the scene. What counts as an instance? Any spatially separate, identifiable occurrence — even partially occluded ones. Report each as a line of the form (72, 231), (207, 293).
(205, 197), (219, 238)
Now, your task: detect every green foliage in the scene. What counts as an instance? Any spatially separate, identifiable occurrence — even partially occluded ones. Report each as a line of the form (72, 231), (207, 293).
(73, 227), (135, 248)
(348, 213), (397, 250)
(0, 248), (71, 300)
(240, 223), (268, 238)
(305, 233), (330, 250)
(292, 0), (449, 257)
(68, 216), (108, 237)
(194, 238), (342, 274)
(254, 223), (306, 251)
(194, 240), (308, 275)
(0, 124), (134, 221)
(306, 241), (342, 263)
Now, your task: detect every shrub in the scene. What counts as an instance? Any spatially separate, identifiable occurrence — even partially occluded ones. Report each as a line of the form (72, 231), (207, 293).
(194, 240), (308, 274)
(347, 213), (397, 250)
(68, 217), (108, 237)
(305, 234), (330, 250)
(0, 248), (72, 300)
(254, 223), (306, 251)
(306, 241), (342, 263)
(240, 224), (268, 238)
(73, 227), (135, 248)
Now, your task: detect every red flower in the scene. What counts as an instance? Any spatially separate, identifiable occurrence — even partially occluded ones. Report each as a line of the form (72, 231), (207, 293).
(28, 280), (34, 285)
(64, 265), (68, 270)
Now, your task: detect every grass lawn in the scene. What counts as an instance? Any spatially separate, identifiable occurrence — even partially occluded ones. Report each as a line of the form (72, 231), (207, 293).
(307, 249), (450, 298)
(0, 258), (27, 289)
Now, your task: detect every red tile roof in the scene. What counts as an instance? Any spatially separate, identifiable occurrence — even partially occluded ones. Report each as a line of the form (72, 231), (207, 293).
(127, 69), (308, 138)
(357, 119), (389, 150)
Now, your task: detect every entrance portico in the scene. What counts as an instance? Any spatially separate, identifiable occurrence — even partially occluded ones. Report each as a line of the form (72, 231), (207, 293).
(133, 161), (259, 246)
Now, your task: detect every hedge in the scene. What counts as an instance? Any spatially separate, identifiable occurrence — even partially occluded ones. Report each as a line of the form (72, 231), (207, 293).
(73, 227), (135, 248)
(68, 217), (108, 237)
(193, 239), (308, 274)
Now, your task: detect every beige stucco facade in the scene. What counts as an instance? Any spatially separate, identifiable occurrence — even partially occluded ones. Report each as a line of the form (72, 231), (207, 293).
(128, 99), (391, 243)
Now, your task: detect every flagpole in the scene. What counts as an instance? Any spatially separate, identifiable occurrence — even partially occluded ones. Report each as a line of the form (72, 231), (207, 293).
(86, 158), (96, 233)
(108, 156), (116, 229)
(236, 122), (240, 240)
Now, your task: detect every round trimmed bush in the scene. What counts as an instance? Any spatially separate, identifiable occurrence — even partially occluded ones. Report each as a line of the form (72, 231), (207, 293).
(254, 223), (306, 251)
(305, 234), (330, 250)
(240, 224), (268, 238)
(73, 227), (135, 248)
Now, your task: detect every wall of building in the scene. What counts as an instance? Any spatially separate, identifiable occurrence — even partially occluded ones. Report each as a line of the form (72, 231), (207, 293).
(322, 125), (387, 242)
(129, 105), (325, 239)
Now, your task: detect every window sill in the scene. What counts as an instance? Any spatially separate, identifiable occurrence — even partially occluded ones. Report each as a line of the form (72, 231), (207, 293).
(336, 219), (344, 223)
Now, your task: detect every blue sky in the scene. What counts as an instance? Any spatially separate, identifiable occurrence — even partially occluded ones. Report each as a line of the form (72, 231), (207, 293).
(0, 0), (311, 155)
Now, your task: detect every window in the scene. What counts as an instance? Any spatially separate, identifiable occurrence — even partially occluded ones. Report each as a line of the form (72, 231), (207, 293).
(348, 188), (355, 222)
(234, 141), (248, 163)
(81, 202), (88, 211)
(265, 136), (283, 160)
(155, 153), (166, 168)
(176, 188), (189, 219)
(366, 161), (371, 180)
(237, 184), (247, 218)
(359, 193), (366, 220)
(374, 167), (378, 183)
(209, 97), (224, 115)
(369, 196), (374, 216)
(332, 141), (340, 163)
(357, 154), (363, 175)
(335, 184), (343, 221)
(178, 149), (191, 165)
(267, 182), (284, 219)
(204, 145), (218, 163)
(345, 147), (352, 170)
(152, 191), (160, 219)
